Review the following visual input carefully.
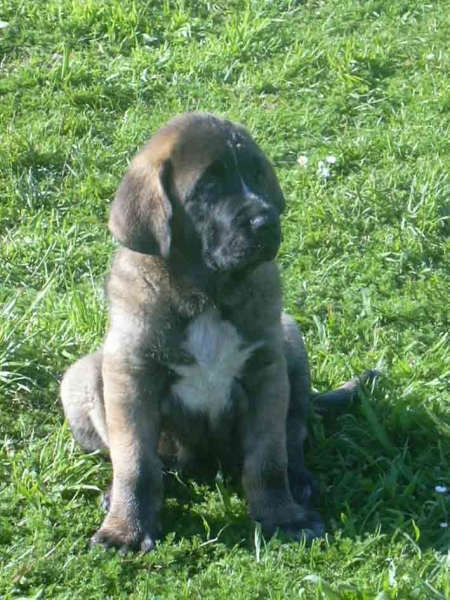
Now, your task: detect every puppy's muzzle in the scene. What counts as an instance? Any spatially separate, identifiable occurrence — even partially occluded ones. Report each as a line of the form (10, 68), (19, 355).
(251, 208), (280, 239)
(205, 200), (281, 272)
(250, 207), (281, 257)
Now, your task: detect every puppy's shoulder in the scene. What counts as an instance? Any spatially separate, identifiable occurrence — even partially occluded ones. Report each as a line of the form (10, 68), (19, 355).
(222, 261), (283, 342)
(103, 248), (180, 360)
(106, 247), (170, 312)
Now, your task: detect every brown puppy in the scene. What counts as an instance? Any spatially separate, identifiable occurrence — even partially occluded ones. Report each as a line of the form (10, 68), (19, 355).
(61, 113), (373, 553)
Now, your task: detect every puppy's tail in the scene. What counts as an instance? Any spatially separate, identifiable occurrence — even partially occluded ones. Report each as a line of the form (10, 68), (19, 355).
(312, 369), (379, 416)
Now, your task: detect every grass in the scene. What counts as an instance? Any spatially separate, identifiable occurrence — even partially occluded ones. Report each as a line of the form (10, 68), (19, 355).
(1, 0), (450, 597)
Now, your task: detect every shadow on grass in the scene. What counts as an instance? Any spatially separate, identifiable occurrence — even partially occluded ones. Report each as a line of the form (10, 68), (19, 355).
(148, 380), (450, 554)
(3, 362), (448, 556)
(307, 380), (450, 553)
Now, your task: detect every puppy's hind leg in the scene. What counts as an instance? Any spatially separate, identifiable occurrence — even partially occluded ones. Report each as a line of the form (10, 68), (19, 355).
(60, 351), (109, 453)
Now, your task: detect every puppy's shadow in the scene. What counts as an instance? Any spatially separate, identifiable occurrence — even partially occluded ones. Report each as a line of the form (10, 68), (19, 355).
(157, 380), (450, 554)
(308, 380), (450, 553)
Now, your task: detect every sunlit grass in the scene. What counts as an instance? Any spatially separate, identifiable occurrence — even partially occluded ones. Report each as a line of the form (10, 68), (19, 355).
(1, 0), (449, 597)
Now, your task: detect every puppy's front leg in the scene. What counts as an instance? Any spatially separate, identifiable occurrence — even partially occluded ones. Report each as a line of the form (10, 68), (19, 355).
(241, 352), (324, 541)
(90, 355), (165, 553)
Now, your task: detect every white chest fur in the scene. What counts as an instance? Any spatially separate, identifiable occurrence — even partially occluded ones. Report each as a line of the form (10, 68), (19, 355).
(170, 308), (256, 423)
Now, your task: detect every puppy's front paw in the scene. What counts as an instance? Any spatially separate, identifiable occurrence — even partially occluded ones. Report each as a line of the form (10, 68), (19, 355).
(275, 509), (325, 543)
(259, 506), (325, 543)
(90, 518), (158, 554)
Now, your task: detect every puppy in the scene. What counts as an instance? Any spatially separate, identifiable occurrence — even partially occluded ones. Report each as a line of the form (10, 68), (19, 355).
(61, 112), (373, 553)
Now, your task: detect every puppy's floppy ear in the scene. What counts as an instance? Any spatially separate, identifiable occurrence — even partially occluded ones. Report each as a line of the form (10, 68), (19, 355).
(109, 160), (172, 256)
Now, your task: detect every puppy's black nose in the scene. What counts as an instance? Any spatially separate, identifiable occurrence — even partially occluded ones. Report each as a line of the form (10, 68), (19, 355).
(250, 210), (278, 233)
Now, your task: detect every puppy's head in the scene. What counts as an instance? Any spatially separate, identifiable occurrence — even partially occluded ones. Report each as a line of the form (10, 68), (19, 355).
(109, 113), (285, 272)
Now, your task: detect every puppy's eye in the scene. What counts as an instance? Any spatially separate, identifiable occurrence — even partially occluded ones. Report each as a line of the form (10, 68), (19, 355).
(251, 158), (266, 187)
(254, 167), (266, 186)
(201, 160), (227, 190)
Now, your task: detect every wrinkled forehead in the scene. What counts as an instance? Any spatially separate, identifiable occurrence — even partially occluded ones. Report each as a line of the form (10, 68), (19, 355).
(146, 115), (256, 178)
(171, 116), (256, 172)
(130, 114), (271, 204)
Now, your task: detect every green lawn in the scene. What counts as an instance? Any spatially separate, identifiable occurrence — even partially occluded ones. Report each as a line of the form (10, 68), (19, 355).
(1, 0), (450, 597)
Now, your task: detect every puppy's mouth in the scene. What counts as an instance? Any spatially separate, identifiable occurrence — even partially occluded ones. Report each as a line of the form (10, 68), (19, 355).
(198, 201), (282, 274)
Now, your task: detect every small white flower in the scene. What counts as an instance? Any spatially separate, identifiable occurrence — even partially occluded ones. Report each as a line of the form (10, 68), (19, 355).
(326, 155), (337, 164)
(436, 485), (448, 494)
(426, 53), (435, 60)
(440, 522), (448, 529)
(317, 161), (331, 179)
(297, 155), (308, 168)
(0, 20), (9, 29)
